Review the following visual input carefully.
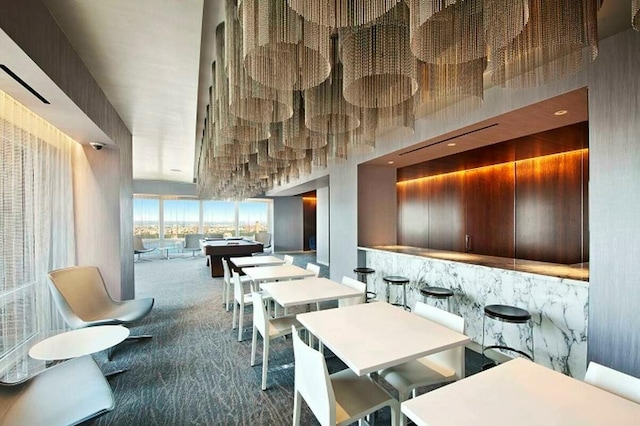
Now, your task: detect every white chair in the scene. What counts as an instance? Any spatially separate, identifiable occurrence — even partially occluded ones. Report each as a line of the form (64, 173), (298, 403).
(292, 325), (400, 426)
(232, 271), (253, 342)
(306, 263), (320, 277)
(584, 362), (640, 403)
(222, 258), (251, 312)
(182, 233), (204, 257)
(0, 356), (114, 426)
(133, 235), (155, 261)
(284, 255), (294, 265)
(255, 231), (272, 253)
(251, 292), (302, 390)
(339, 276), (366, 307)
(378, 301), (465, 426)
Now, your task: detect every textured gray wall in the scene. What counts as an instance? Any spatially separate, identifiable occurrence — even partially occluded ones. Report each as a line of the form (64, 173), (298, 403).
(273, 197), (303, 251)
(316, 187), (330, 265)
(587, 29), (640, 377)
(358, 165), (397, 247)
(0, 0), (134, 300)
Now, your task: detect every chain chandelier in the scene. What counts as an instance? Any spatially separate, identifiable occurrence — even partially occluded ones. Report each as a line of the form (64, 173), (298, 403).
(198, 0), (614, 199)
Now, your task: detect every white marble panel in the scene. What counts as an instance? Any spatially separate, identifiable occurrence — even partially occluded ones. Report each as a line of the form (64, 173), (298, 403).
(363, 248), (588, 378)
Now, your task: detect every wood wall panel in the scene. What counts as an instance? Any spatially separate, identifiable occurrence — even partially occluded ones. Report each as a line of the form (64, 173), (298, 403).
(427, 173), (465, 251)
(397, 180), (429, 247)
(397, 149), (587, 264)
(515, 151), (584, 264)
(303, 195), (317, 251)
(464, 163), (515, 258)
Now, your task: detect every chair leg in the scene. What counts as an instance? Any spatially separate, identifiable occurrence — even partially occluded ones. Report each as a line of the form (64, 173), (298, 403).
(390, 400), (401, 426)
(232, 301), (238, 330)
(251, 326), (258, 366)
(261, 337), (270, 390)
(293, 391), (302, 426)
(399, 390), (410, 426)
(238, 302), (244, 342)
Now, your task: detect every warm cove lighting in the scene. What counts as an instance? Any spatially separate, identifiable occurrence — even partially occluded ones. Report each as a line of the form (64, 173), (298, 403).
(396, 148), (588, 185)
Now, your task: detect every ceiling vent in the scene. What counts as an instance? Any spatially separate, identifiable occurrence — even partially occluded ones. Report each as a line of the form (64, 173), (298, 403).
(0, 64), (50, 104)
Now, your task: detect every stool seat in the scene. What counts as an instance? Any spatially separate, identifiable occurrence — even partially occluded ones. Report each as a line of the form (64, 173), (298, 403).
(383, 276), (409, 285)
(353, 267), (375, 275)
(420, 286), (454, 299)
(484, 304), (531, 323)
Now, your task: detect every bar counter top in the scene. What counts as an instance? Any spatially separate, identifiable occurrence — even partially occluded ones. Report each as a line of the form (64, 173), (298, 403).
(360, 245), (589, 282)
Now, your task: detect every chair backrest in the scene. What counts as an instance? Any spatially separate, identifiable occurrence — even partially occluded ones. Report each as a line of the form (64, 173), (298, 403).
(413, 301), (465, 380)
(184, 234), (204, 249)
(222, 258), (231, 286)
(206, 233), (224, 239)
(255, 231), (271, 248)
(232, 271), (245, 304)
(339, 276), (366, 307)
(133, 235), (146, 251)
(292, 325), (335, 425)
(306, 263), (320, 277)
(584, 362), (640, 403)
(284, 255), (294, 265)
(47, 266), (118, 329)
(251, 292), (268, 337)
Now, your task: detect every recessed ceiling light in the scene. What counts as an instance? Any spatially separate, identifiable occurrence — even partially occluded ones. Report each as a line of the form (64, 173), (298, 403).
(554, 110), (568, 116)
(387, 161), (394, 165)
(170, 168), (182, 172)
(447, 142), (456, 147)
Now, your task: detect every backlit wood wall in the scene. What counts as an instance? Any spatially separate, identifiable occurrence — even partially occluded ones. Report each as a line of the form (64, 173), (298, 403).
(397, 149), (589, 264)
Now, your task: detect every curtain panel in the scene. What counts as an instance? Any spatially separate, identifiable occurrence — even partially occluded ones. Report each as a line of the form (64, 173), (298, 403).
(0, 90), (75, 381)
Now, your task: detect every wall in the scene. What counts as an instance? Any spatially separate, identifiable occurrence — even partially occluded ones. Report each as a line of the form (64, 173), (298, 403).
(316, 187), (330, 265)
(358, 165), (397, 246)
(303, 195), (317, 250)
(273, 197), (303, 251)
(588, 29), (640, 377)
(396, 149), (588, 264)
(0, 0), (134, 300)
(134, 179), (197, 197)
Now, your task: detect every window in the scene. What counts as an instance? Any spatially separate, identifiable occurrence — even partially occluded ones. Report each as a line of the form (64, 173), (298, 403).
(133, 196), (272, 243)
(203, 200), (235, 237)
(133, 197), (160, 240)
(238, 201), (269, 237)
(163, 199), (200, 239)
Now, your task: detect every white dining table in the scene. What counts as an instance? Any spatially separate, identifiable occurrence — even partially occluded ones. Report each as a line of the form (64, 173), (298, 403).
(242, 264), (315, 283)
(401, 357), (640, 426)
(260, 277), (362, 308)
(230, 255), (285, 269)
(296, 301), (470, 376)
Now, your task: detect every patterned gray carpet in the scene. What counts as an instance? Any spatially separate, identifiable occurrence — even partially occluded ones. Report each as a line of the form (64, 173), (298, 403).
(91, 252), (485, 425)
(91, 252), (351, 425)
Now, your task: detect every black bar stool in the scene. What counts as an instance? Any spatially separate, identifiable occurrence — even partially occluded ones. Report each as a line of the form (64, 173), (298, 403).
(353, 267), (376, 302)
(482, 304), (534, 365)
(420, 286), (454, 312)
(382, 276), (410, 311)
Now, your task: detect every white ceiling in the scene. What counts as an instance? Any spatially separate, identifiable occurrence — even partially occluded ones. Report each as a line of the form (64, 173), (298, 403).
(5, 0), (633, 187)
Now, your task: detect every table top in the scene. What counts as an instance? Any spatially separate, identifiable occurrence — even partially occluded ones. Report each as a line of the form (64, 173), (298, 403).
(201, 239), (260, 247)
(260, 277), (363, 307)
(242, 264), (315, 282)
(231, 255), (285, 268)
(296, 301), (470, 376)
(401, 358), (640, 426)
(28, 325), (130, 361)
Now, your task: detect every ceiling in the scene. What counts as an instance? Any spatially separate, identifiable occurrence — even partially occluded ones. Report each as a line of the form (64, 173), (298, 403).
(4, 1), (634, 186)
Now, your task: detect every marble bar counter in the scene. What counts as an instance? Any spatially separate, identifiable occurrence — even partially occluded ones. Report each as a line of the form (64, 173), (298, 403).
(359, 245), (589, 378)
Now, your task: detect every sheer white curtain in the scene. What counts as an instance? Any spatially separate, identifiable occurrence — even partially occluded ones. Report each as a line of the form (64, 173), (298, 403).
(0, 90), (75, 381)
